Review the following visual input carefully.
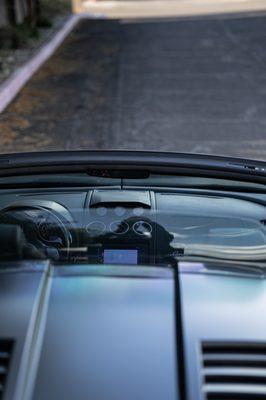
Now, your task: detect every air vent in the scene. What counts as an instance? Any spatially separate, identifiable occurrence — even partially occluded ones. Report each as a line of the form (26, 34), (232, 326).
(0, 340), (14, 400)
(201, 342), (266, 400)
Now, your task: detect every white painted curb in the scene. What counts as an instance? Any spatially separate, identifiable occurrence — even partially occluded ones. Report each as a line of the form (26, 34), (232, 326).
(0, 14), (86, 114)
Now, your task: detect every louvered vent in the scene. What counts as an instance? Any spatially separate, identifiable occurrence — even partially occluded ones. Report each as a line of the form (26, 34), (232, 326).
(0, 340), (14, 400)
(201, 342), (266, 400)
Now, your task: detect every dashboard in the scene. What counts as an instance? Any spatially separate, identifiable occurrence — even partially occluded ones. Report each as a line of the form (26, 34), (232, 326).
(0, 190), (158, 264)
(0, 188), (265, 264)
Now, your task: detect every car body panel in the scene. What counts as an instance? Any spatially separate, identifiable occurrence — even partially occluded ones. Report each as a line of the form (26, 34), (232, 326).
(180, 270), (266, 400)
(32, 266), (177, 400)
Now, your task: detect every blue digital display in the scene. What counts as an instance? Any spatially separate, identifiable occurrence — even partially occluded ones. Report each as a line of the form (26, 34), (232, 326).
(104, 249), (138, 265)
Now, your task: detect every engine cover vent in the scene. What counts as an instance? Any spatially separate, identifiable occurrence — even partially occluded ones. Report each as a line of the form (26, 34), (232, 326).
(0, 340), (14, 400)
(201, 341), (266, 400)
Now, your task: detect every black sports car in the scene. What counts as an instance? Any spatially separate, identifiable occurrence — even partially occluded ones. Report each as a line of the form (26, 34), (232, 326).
(0, 151), (266, 400)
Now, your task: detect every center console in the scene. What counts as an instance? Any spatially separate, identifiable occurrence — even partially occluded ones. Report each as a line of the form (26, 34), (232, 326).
(84, 190), (156, 265)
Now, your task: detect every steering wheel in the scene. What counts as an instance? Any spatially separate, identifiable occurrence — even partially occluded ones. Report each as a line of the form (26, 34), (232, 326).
(0, 200), (76, 261)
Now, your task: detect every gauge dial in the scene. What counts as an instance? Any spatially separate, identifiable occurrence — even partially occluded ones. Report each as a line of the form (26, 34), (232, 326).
(133, 207), (144, 217)
(115, 207), (126, 217)
(87, 221), (106, 235)
(109, 220), (129, 235)
(38, 221), (61, 243)
(133, 221), (152, 236)
(96, 207), (107, 217)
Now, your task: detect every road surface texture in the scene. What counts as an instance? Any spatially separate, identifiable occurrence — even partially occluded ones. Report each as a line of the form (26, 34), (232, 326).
(1, 14), (266, 159)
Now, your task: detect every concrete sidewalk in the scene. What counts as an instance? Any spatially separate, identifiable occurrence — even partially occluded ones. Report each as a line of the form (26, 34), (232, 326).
(73, 0), (266, 19)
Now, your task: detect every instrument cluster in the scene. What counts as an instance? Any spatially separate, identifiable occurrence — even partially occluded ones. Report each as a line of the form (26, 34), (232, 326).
(0, 191), (157, 264)
(86, 206), (153, 238)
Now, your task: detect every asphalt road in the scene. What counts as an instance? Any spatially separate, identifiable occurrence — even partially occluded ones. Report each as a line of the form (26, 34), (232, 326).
(1, 14), (266, 159)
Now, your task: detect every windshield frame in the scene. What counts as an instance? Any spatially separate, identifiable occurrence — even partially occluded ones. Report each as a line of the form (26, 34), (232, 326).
(0, 150), (266, 185)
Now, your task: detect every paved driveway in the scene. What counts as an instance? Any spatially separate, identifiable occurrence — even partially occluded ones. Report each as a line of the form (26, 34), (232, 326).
(1, 14), (266, 159)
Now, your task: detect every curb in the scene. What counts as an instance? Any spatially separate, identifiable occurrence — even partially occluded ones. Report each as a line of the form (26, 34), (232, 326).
(0, 14), (84, 114)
